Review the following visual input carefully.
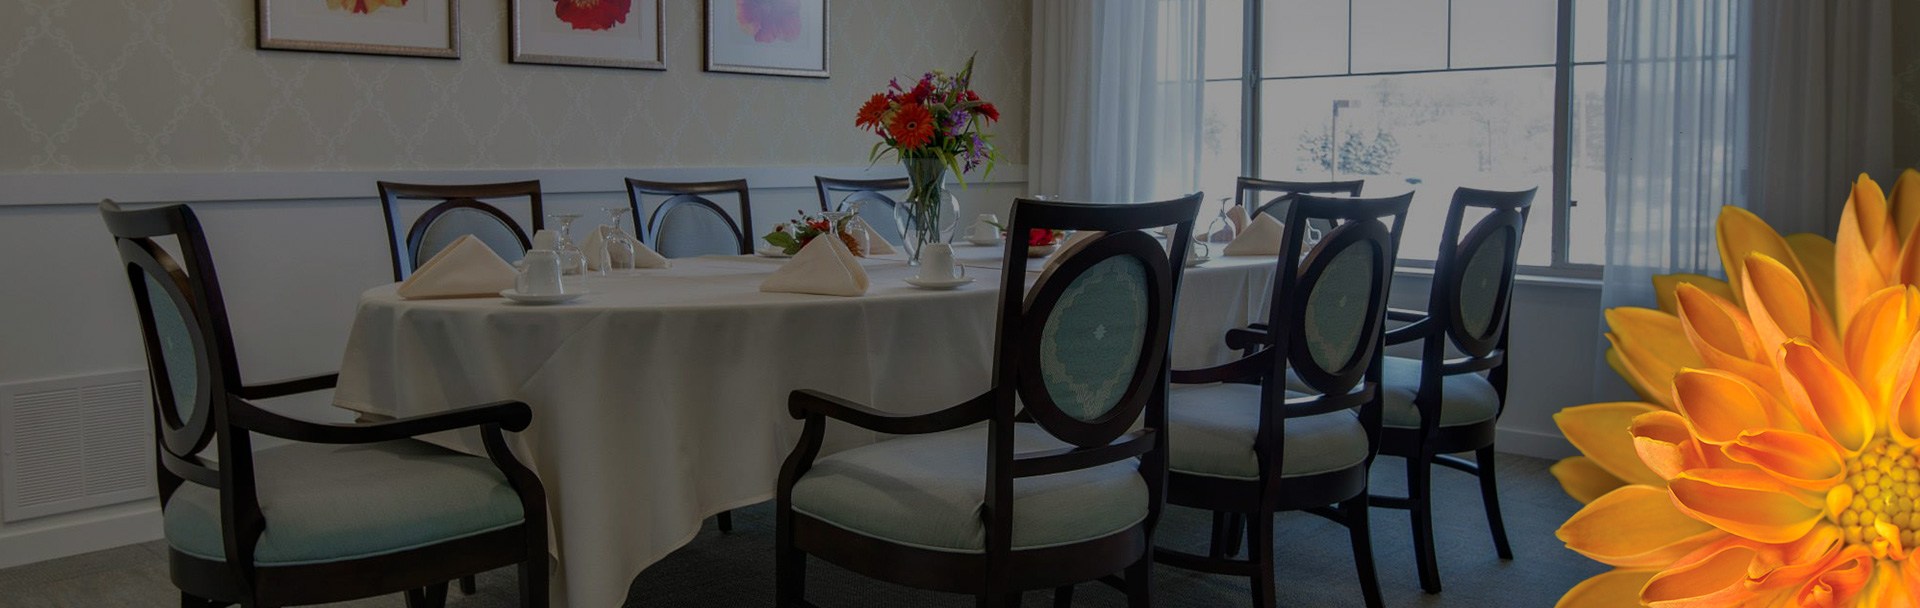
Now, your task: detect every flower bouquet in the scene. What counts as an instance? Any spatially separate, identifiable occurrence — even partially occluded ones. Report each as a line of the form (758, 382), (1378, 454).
(854, 53), (1000, 264)
(763, 210), (866, 257)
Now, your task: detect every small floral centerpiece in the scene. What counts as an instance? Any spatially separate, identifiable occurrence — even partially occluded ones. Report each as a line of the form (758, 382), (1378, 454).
(1551, 170), (1920, 606)
(854, 54), (1000, 265)
(763, 210), (865, 257)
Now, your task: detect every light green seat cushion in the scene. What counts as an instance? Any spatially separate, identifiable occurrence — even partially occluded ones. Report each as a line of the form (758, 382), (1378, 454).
(1168, 383), (1369, 480)
(164, 440), (525, 566)
(790, 423), (1147, 554)
(1285, 356), (1500, 429)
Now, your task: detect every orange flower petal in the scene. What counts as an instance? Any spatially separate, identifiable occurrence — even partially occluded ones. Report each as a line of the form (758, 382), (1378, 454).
(1556, 402), (1668, 488)
(1744, 253), (1844, 367)
(1556, 569), (1658, 608)
(1890, 333), (1920, 446)
(1557, 484), (1725, 568)
(1719, 205), (1814, 309)
(1608, 308), (1705, 409)
(1631, 410), (1706, 480)
(1642, 541), (1766, 607)
(1779, 340), (1877, 454)
(1654, 273), (1737, 316)
(1787, 233), (1839, 321)
(1671, 369), (1784, 444)
(1668, 469), (1824, 543)
(1892, 168), (1920, 243)
(1747, 524), (1846, 592)
(1675, 284), (1781, 393)
(1789, 545), (1873, 608)
(1550, 456), (1628, 505)
(1844, 286), (1920, 417)
(1838, 174), (1900, 331)
(1721, 429), (1846, 491)
(1861, 559), (1918, 608)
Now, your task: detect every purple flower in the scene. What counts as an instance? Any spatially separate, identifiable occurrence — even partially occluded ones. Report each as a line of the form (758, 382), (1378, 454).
(947, 111), (968, 135)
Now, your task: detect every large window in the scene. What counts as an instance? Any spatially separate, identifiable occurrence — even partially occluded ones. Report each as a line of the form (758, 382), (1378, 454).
(1203, 0), (1608, 273)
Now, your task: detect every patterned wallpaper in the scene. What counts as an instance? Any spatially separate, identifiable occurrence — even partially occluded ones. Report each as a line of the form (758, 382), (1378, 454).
(0, 0), (1030, 173)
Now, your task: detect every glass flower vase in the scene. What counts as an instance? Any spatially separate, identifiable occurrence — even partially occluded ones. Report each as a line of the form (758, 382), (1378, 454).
(896, 157), (960, 266)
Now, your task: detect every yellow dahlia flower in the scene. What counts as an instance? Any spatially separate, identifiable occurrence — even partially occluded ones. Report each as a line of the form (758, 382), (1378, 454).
(1555, 170), (1920, 606)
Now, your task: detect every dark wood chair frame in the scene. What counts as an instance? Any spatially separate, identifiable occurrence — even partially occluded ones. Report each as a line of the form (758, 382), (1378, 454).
(1369, 187), (1535, 593)
(627, 178), (755, 256)
(1152, 193), (1410, 608)
(775, 194), (1203, 608)
(101, 200), (549, 608)
(814, 175), (909, 214)
(1232, 177), (1365, 220)
(378, 180), (545, 282)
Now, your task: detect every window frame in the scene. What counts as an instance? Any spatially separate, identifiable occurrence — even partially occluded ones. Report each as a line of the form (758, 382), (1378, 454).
(1212, 0), (1603, 278)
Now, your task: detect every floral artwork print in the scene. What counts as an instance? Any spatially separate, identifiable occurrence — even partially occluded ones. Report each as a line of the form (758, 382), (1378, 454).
(735, 0), (803, 43)
(326, 0), (408, 14)
(554, 0), (632, 31)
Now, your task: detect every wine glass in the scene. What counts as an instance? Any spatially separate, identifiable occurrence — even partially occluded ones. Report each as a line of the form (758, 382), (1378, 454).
(548, 213), (587, 276)
(839, 202), (872, 257)
(820, 210), (857, 256)
(1205, 198), (1238, 251)
(600, 206), (637, 273)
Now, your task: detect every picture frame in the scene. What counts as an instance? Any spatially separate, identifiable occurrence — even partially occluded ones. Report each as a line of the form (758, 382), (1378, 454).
(704, 0), (830, 78)
(256, 0), (459, 59)
(511, 0), (666, 70)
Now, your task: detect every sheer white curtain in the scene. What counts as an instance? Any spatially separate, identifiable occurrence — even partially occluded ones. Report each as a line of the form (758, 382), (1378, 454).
(1029, 0), (1203, 202)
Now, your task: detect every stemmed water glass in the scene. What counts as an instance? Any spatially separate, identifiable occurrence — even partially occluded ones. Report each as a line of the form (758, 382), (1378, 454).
(548, 213), (587, 275)
(1204, 197), (1238, 252)
(599, 206), (637, 274)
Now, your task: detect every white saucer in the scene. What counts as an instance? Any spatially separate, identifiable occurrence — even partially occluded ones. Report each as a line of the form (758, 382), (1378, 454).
(904, 276), (975, 290)
(1185, 255), (1210, 268)
(1026, 244), (1058, 257)
(755, 247), (794, 258)
(965, 235), (1002, 246)
(499, 289), (587, 304)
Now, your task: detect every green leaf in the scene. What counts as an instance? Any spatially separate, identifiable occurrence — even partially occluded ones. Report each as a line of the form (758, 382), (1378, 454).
(764, 230), (798, 252)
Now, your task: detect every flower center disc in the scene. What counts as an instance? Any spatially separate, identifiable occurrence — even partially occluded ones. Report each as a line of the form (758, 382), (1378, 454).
(1836, 439), (1920, 549)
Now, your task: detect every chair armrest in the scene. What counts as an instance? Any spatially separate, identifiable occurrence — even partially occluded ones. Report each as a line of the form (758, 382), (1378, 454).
(1384, 317), (1437, 346)
(1386, 307), (1428, 323)
(1224, 327), (1271, 351)
(229, 398), (532, 444)
(232, 373), (340, 400)
(1171, 349), (1271, 385)
(788, 389), (989, 435)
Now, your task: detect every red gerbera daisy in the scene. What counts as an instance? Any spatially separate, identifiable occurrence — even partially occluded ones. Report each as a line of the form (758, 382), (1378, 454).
(855, 94), (889, 129)
(976, 102), (1000, 122)
(555, 0), (632, 31)
(888, 103), (935, 149)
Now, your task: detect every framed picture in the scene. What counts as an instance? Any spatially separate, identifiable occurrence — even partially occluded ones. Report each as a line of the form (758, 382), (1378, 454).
(256, 0), (459, 59)
(704, 0), (830, 78)
(512, 0), (665, 70)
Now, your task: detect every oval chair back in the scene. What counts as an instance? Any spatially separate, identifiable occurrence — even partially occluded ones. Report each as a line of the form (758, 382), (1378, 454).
(628, 178), (753, 258)
(1422, 187), (1535, 414)
(378, 181), (543, 281)
(815, 176), (910, 248)
(1235, 177), (1365, 222)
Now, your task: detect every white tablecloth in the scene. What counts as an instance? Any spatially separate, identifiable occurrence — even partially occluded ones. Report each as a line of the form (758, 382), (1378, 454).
(333, 245), (1275, 607)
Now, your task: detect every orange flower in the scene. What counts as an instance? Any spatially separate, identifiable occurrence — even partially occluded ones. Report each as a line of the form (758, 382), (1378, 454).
(855, 94), (889, 129)
(887, 103), (935, 150)
(1554, 170), (1920, 607)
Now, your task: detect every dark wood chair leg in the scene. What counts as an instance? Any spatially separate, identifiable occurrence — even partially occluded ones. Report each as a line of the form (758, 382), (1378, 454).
(1408, 451), (1442, 594)
(718, 510), (735, 533)
(1248, 511), (1277, 608)
(1124, 553), (1152, 608)
(1054, 584), (1076, 608)
(520, 543), (550, 608)
(1476, 445), (1514, 560)
(1209, 511), (1245, 558)
(776, 518), (805, 607)
(459, 575), (477, 594)
(404, 582), (449, 608)
(1344, 495), (1384, 608)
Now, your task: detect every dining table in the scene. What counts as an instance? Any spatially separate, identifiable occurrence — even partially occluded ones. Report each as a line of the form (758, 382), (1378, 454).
(331, 241), (1278, 607)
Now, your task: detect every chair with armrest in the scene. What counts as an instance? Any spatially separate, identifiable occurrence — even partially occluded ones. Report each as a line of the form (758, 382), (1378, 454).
(628, 178), (754, 258)
(378, 180), (545, 282)
(1152, 192), (1409, 608)
(815, 175), (911, 248)
(774, 193), (1203, 607)
(101, 200), (548, 608)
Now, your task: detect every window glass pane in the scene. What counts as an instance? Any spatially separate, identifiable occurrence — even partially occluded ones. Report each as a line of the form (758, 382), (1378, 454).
(1262, 0), (1350, 77)
(1350, 0), (1446, 73)
(1200, 80), (1244, 218)
(1259, 69), (1556, 264)
(1450, 0), (1557, 68)
(1569, 64), (1606, 265)
(1204, 0), (1244, 80)
(1574, 0), (1608, 63)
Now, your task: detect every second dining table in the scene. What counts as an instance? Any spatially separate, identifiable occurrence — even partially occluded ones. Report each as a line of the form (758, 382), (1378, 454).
(333, 241), (1278, 607)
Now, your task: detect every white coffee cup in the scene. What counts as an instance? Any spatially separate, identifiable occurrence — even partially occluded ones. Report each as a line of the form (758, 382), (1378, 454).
(972, 214), (1000, 241)
(517, 249), (565, 295)
(917, 243), (966, 281)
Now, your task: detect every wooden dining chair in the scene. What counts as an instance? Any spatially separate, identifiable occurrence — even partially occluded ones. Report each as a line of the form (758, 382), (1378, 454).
(815, 175), (910, 247)
(1359, 187), (1534, 593)
(1233, 177), (1365, 221)
(101, 200), (549, 608)
(1155, 192), (1410, 608)
(775, 193), (1202, 608)
(627, 178), (754, 257)
(378, 180), (545, 281)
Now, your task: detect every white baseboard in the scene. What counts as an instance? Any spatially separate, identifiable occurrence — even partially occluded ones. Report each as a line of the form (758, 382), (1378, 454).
(1495, 426), (1576, 460)
(0, 501), (161, 570)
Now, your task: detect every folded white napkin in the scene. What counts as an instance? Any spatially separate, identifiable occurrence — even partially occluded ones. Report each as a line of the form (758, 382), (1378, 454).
(760, 236), (869, 297)
(848, 216), (896, 255)
(397, 235), (518, 299)
(1227, 205), (1251, 233)
(582, 225), (669, 270)
(1222, 214), (1285, 257)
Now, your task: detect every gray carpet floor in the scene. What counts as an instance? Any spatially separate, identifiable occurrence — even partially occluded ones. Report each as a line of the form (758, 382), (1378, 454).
(0, 453), (1602, 607)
